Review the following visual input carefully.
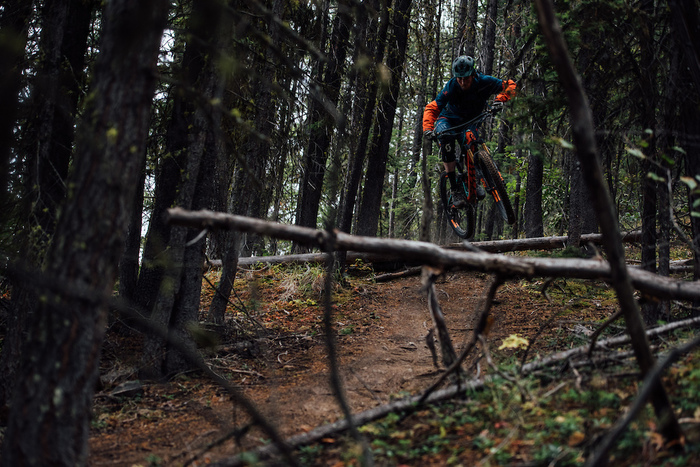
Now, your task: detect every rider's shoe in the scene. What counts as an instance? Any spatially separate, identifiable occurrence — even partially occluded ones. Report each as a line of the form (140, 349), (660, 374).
(451, 189), (467, 208)
(476, 183), (486, 200)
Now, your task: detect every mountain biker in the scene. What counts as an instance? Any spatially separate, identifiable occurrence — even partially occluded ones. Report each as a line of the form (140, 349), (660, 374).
(423, 55), (516, 207)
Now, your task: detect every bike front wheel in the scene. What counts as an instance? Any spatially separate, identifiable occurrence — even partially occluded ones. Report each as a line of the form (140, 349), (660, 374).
(478, 150), (516, 225)
(439, 171), (475, 239)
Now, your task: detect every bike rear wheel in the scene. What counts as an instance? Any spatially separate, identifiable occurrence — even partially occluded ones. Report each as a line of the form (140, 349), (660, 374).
(478, 150), (515, 225)
(439, 171), (475, 239)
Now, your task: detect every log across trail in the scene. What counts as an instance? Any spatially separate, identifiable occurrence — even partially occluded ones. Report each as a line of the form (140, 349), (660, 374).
(208, 231), (642, 268)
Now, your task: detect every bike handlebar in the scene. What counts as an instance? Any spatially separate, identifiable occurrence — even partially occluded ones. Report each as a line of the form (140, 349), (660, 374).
(433, 105), (499, 139)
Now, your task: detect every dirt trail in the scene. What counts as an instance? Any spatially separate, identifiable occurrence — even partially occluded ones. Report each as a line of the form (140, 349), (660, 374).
(89, 271), (557, 466)
(253, 273), (490, 433)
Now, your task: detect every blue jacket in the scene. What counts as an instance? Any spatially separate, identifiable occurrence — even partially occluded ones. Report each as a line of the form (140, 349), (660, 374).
(423, 74), (516, 131)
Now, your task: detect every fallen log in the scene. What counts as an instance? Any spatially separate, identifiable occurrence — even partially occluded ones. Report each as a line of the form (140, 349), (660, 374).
(207, 232), (643, 268)
(445, 231), (641, 253)
(169, 208), (700, 302)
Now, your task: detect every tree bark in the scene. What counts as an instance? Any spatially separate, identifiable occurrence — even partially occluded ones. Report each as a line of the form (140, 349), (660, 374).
(524, 151), (544, 238)
(337, 0), (390, 238)
(481, 0), (498, 75)
(141, 0), (228, 379)
(0, 0), (169, 464)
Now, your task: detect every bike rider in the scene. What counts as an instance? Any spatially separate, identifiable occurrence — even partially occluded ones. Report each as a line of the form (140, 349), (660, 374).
(423, 56), (516, 207)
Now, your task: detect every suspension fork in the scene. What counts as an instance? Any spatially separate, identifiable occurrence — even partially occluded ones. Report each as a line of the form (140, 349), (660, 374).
(463, 146), (477, 202)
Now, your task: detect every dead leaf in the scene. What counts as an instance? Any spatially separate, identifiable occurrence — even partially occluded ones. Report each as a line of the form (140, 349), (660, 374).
(568, 431), (585, 446)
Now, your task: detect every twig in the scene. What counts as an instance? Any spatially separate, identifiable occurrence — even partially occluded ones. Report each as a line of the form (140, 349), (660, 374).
(521, 315), (700, 374)
(422, 266), (459, 370)
(519, 305), (569, 371)
(587, 309), (623, 358)
(478, 425), (519, 466)
(201, 273), (264, 334)
(349, 367), (383, 404)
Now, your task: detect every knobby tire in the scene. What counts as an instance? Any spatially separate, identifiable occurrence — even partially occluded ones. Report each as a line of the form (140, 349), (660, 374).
(478, 149), (516, 225)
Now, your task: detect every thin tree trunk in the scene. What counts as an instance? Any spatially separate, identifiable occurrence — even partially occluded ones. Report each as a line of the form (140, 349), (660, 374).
(481, 0), (498, 75)
(295, 0), (352, 235)
(356, 0), (413, 237)
(141, 0), (228, 379)
(337, 0), (389, 238)
(525, 81), (546, 238)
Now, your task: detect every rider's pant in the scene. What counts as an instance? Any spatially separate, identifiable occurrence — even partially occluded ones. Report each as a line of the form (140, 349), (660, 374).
(434, 115), (477, 163)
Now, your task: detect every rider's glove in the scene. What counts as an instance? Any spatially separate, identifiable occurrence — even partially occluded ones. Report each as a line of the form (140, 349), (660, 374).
(423, 130), (436, 141)
(491, 101), (505, 113)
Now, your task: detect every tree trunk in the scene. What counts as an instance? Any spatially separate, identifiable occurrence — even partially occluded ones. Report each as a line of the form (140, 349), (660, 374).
(638, 0), (663, 323)
(141, 0), (228, 379)
(136, 38), (199, 320)
(524, 151), (544, 238)
(481, 0), (498, 75)
(0, 0), (94, 415)
(118, 167), (146, 309)
(355, 0), (413, 237)
(524, 80), (546, 238)
(0, 0), (169, 464)
(668, 0), (700, 293)
(337, 0), (390, 238)
(567, 155), (583, 247)
(24, 0), (95, 242)
(295, 0), (352, 235)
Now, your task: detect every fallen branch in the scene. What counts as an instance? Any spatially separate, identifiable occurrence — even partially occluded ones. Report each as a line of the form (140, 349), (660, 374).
(444, 231), (642, 253)
(521, 316), (700, 373)
(168, 208), (700, 302)
(374, 266), (422, 282)
(423, 266), (459, 370)
(211, 378), (487, 467)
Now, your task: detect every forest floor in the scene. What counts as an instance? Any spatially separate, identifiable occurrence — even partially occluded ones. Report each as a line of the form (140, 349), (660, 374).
(85, 248), (700, 466)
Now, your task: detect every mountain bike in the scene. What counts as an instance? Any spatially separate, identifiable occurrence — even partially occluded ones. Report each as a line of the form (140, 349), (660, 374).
(434, 107), (515, 239)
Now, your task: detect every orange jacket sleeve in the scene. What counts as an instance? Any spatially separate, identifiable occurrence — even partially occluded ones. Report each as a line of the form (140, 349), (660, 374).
(423, 100), (440, 131)
(495, 79), (517, 102)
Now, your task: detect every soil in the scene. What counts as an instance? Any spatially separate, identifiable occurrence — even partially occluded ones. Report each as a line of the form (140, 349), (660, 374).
(88, 268), (614, 466)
